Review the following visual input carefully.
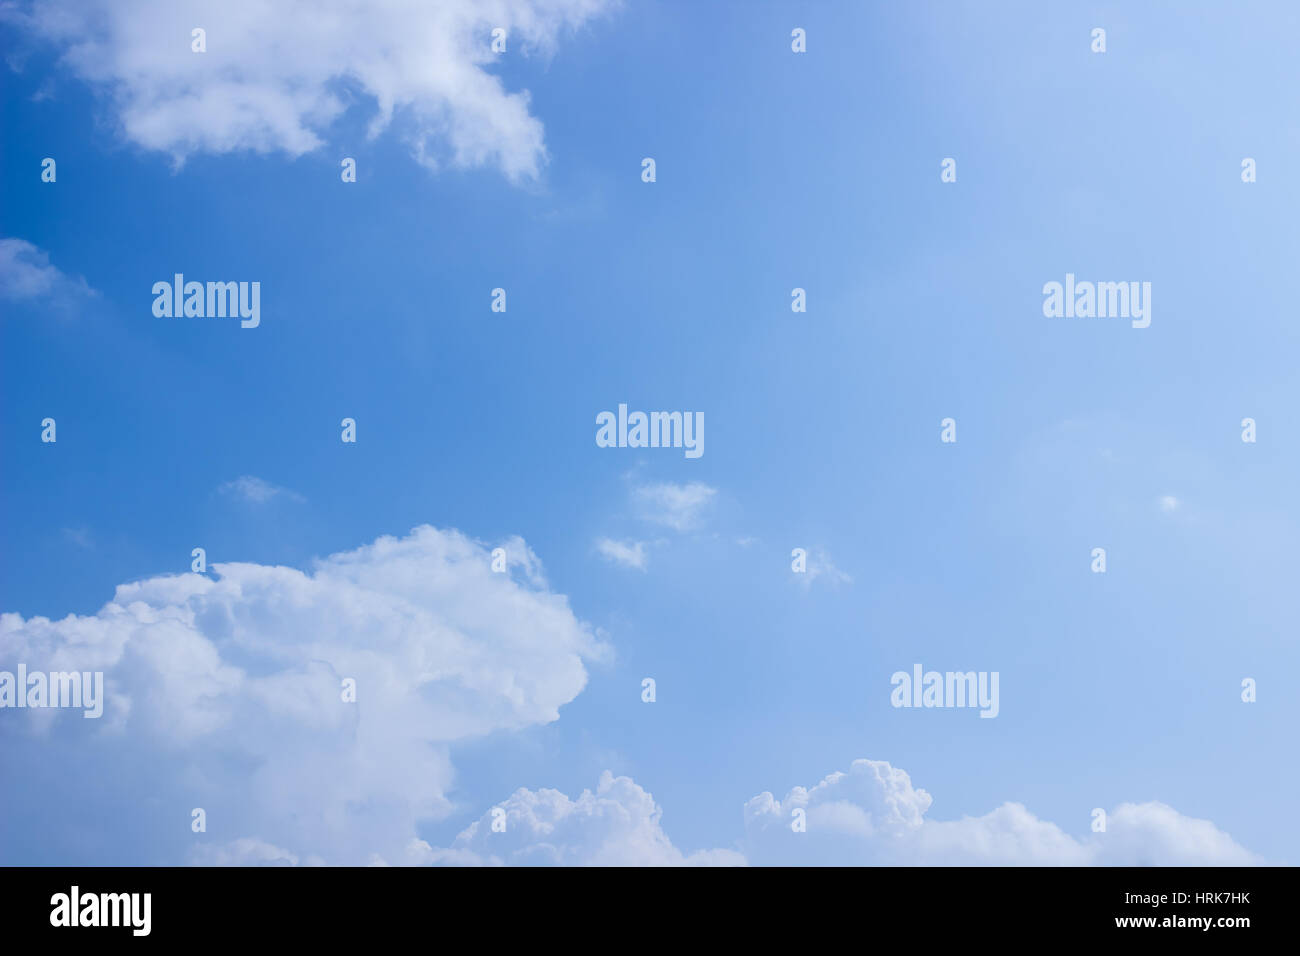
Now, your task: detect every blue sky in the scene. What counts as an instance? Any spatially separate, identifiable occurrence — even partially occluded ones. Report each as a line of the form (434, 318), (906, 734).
(2, 0), (1297, 866)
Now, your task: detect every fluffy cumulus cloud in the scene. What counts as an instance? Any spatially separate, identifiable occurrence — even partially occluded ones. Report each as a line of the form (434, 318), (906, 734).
(0, 523), (1260, 867)
(407, 758), (1259, 867)
(413, 771), (745, 866)
(5, 0), (614, 180)
(742, 759), (1262, 866)
(0, 237), (95, 306)
(0, 525), (607, 865)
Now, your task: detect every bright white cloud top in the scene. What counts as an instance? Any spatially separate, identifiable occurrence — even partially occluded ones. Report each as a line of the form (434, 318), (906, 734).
(412, 758), (1260, 866)
(415, 771), (745, 867)
(1, 525), (608, 865)
(7, 0), (615, 179)
(0, 528), (1263, 865)
(741, 759), (1261, 866)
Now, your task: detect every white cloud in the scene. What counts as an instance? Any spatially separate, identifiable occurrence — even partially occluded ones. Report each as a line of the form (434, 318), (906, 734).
(219, 475), (303, 504)
(1080, 801), (1262, 866)
(0, 525), (608, 864)
(493, 532), (550, 588)
(594, 537), (647, 570)
(0, 238), (94, 306)
(6, 0), (613, 181)
(411, 757), (1259, 867)
(192, 837), (307, 867)
(1159, 495), (1180, 513)
(635, 481), (716, 532)
(414, 771), (745, 866)
(799, 548), (850, 590)
(743, 759), (1261, 866)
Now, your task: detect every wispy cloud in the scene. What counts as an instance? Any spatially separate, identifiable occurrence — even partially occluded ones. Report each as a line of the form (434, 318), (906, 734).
(799, 548), (851, 591)
(62, 526), (93, 549)
(0, 238), (95, 309)
(635, 481), (716, 532)
(594, 537), (648, 571)
(219, 475), (304, 504)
